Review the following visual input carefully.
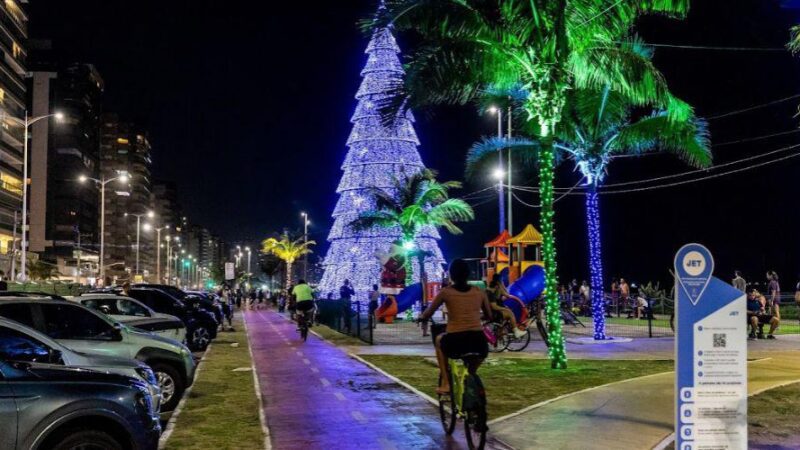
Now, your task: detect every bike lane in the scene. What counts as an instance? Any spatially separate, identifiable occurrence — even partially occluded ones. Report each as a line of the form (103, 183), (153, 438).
(245, 309), (484, 450)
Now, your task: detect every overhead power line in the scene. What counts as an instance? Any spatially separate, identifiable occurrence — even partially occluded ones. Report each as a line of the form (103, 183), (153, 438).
(641, 43), (787, 52)
(707, 93), (800, 120)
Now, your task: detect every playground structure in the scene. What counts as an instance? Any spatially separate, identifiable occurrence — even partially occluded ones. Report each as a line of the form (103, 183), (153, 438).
(377, 224), (547, 319)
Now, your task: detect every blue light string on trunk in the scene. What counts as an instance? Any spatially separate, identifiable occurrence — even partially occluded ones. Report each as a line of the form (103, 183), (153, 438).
(586, 184), (607, 340)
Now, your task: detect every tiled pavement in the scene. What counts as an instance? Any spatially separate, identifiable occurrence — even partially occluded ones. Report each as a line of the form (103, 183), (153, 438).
(245, 309), (508, 450)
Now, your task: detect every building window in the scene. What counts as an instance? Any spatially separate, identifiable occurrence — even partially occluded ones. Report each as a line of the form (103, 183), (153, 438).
(11, 42), (21, 59)
(116, 138), (129, 145)
(0, 172), (22, 195)
(0, 232), (13, 255)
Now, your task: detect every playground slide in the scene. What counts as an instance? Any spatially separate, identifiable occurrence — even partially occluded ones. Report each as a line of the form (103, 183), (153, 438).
(505, 265), (546, 320)
(394, 282), (423, 313)
(392, 265), (545, 316)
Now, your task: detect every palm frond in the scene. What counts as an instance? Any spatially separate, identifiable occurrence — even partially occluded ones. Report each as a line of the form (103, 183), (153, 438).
(465, 136), (540, 179)
(612, 112), (711, 167)
(789, 24), (800, 54)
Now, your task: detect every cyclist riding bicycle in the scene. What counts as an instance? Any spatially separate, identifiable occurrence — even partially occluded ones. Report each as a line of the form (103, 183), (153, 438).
(487, 274), (527, 339)
(419, 259), (492, 394)
(292, 279), (315, 327)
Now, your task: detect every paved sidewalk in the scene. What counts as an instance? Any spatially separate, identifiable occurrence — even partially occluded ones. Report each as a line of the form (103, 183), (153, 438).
(489, 352), (800, 450)
(245, 309), (507, 450)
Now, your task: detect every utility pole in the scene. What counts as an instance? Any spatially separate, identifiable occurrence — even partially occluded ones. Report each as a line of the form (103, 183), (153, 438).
(10, 210), (17, 281)
(507, 103), (514, 235)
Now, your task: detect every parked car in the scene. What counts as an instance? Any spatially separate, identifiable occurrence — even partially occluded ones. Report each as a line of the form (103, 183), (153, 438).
(68, 293), (186, 343)
(135, 284), (223, 325)
(0, 360), (160, 450)
(126, 287), (218, 351)
(0, 316), (161, 411)
(0, 297), (195, 412)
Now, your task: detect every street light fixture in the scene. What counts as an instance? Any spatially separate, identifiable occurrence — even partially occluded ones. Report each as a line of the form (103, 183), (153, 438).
(17, 111), (65, 281)
(78, 170), (130, 283)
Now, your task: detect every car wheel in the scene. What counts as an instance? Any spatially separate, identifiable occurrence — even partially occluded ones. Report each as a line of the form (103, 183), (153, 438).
(190, 326), (211, 351)
(49, 429), (124, 450)
(150, 362), (185, 412)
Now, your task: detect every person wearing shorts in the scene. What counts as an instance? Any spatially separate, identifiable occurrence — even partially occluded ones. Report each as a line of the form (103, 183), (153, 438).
(419, 259), (492, 394)
(292, 280), (315, 325)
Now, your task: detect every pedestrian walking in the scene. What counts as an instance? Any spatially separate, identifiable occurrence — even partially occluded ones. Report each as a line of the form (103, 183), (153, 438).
(369, 284), (380, 329)
(767, 271), (781, 319)
(732, 270), (746, 293)
(619, 278), (630, 312)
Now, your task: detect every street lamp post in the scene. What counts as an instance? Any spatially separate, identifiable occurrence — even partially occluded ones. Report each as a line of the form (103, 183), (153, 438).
(155, 225), (169, 283)
(488, 106), (505, 233)
(507, 104), (514, 235)
(245, 246), (252, 279)
(18, 111), (65, 281)
(79, 171), (129, 283)
(301, 212), (310, 281)
(125, 211), (154, 277)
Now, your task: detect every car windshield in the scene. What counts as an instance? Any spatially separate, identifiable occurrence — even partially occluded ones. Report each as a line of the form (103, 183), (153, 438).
(82, 297), (149, 317)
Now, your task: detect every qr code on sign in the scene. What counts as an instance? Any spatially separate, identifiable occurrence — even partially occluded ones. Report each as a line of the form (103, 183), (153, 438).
(713, 333), (727, 348)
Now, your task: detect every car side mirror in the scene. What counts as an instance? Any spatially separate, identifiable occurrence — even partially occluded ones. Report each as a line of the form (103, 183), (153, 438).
(111, 323), (124, 341)
(48, 349), (63, 365)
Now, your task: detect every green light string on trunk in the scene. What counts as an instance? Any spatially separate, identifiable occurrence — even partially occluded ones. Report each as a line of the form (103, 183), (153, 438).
(538, 134), (568, 370)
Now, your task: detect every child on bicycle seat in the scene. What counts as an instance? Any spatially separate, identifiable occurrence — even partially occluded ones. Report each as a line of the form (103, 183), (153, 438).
(487, 274), (527, 338)
(420, 259), (492, 394)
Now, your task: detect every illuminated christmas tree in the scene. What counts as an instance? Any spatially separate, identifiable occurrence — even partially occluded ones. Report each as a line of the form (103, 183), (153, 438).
(318, 25), (445, 299)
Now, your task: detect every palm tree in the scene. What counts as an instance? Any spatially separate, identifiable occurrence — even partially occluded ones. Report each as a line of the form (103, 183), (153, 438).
(371, 0), (693, 369)
(350, 169), (474, 284)
(28, 259), (61, 281)
(468, 86), (711, 340)
(262, 234), (315, 288)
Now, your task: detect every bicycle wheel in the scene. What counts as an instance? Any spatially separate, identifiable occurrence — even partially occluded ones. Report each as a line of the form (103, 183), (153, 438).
(486, 323), (508, 353)
(463, 377), (487, 450)
(438, 371), (457, 435)
(506, 328), (531, 352)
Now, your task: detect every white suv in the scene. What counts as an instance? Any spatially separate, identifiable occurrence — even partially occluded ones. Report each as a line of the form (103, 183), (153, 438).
(0, 297), (196, 412)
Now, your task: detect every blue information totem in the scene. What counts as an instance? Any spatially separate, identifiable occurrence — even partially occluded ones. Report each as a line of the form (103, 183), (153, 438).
(674, 244), (747, 450)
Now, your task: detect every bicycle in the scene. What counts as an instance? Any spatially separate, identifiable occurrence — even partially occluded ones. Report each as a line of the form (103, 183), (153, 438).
(483, 317), (531, 353)
(296, 303), (316, 342)
(428, 319), (488, 450)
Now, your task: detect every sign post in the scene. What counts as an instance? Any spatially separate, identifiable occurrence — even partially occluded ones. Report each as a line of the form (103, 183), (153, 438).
(224, 262), (235, 282)
(674, 243), (747, 450)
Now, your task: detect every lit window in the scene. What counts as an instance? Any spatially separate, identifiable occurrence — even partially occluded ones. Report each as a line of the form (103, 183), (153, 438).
(11, 42), (21, 59)
(0, 172), (22, 195)
(0, 232), (12, 255)
(116, 138), (129, 145)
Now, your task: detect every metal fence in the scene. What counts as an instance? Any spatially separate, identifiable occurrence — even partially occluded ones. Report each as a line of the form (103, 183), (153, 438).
(316, 293), (799, 344)
(316, 299), (373, 344)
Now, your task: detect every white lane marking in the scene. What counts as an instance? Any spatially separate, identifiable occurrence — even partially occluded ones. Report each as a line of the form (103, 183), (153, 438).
(320, 378), (331, 387)
(310, 367), (319, 373)
(351, 410), (367, 423)
(303, 358), (310, 365)
(334, 392), (346, 401)
(296, 351), (303, 356)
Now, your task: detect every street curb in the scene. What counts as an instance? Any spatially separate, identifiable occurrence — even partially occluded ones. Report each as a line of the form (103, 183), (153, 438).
(243, 312), (272, 450)
(158, 344), (211, 449)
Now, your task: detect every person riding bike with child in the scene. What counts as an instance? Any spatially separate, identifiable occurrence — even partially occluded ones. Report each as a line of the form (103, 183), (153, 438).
(486, 274), (527, 339)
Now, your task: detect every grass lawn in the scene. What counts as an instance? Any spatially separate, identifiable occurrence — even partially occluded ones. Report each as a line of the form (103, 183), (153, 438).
(749, 382), (800, 448)
(163, 320), (264, 450)
(360, 355), (673, 418)
(312, 323), (367, 346)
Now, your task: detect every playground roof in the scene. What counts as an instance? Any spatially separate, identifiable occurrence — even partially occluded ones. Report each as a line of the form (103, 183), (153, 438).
(507, 224), (543, 245)
(484, 230), (510, 248)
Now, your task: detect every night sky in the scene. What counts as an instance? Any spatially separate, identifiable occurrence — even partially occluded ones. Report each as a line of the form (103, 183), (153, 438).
(30, 1), (800, 288)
